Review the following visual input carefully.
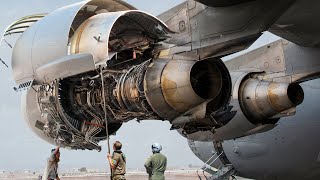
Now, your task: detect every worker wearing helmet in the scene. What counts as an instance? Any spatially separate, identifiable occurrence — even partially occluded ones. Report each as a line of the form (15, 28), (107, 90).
(144, 143), (167, 180)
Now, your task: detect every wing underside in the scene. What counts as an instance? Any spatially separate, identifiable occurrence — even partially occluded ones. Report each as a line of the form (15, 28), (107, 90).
(269, 0), (320, 47)
(194, 0), (320, 47)
(194, 0), (254, 7)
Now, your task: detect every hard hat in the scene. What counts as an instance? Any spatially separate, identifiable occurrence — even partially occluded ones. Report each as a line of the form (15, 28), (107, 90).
(151, 143), (162, 153)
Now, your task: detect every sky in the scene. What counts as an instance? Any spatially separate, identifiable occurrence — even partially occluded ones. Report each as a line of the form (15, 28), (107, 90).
(0, 0), (282, 173)
(0, 0), (206, 172)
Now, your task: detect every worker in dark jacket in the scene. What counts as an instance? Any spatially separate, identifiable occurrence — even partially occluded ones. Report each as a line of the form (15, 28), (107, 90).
(107, 141), (126, 180)
(144, 143), (167, 180)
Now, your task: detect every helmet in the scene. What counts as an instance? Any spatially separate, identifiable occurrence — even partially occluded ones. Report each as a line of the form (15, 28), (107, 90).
(151, 143), (162, 153)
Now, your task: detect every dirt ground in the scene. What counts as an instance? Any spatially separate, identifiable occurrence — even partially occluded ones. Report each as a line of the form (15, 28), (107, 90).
(62, 174), (206, 180)
(0, 172), (213, 180)
(0, 171), (249, 180)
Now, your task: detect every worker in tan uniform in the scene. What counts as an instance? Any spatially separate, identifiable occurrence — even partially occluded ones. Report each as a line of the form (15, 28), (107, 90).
(107, 141), (126, 180)
(42, 147), (60, 180)
(144, 143), (167, 180)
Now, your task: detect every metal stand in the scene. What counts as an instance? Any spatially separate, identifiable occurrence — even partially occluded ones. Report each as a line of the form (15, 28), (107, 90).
(208, 164), (235, 180)
(197, 151), (236, 180)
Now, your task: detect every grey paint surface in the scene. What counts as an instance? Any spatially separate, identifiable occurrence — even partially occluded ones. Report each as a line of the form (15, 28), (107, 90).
(270, 0), (320, 47)
(189, 63), (320, 180)
(223, 79), (320, 180)
(188, 33), (320, 179)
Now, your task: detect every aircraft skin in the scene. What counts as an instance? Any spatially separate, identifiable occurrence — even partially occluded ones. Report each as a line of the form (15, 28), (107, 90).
(189, 78), (320, 180)
(160, 1), (320, 179)
(225, 79), (320, 180)
(187, 35), (320, 179)
(4, 0), (320, 179)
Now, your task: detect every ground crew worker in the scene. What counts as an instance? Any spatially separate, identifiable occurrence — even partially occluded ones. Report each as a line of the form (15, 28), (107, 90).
(42, 147), (60, 180)
(107, 141), (126, 180)
(144, 143), (167, 180)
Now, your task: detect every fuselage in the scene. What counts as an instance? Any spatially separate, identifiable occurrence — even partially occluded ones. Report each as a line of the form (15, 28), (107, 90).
(224, 78), (320, 180)
(189, 77), (320, 180)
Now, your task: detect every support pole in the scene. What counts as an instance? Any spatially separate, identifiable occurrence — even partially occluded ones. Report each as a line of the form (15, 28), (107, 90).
(100, 66), (112, 180)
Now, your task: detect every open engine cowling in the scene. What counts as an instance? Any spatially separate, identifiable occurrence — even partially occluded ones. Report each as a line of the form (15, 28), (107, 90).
(13, 0), (171, 150)
(13, 0), (233, 150)
(13, 0), (303, 149)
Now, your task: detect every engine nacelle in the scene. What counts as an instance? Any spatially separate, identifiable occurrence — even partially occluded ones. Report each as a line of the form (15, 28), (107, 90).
(144, 58), (227, 120)
(13, 0), (232, 150)
(239, 78), (304, 121)
(183, 70), (304, 141)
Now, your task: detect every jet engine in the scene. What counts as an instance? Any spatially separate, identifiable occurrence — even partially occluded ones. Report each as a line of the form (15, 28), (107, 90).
(183, 40), (305, 142)
(12, 0), (231, 150)
(10, 1), (305, 149)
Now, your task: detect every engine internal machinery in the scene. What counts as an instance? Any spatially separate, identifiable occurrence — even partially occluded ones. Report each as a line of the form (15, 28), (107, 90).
(36, 61), (154, 150)
(35, 57), (231, 150)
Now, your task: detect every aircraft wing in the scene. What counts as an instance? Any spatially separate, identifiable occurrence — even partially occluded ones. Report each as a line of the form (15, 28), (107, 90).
(194, 0), (254, 7)
(269, 0), (320, 47)
(194, 0), (320, 47)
